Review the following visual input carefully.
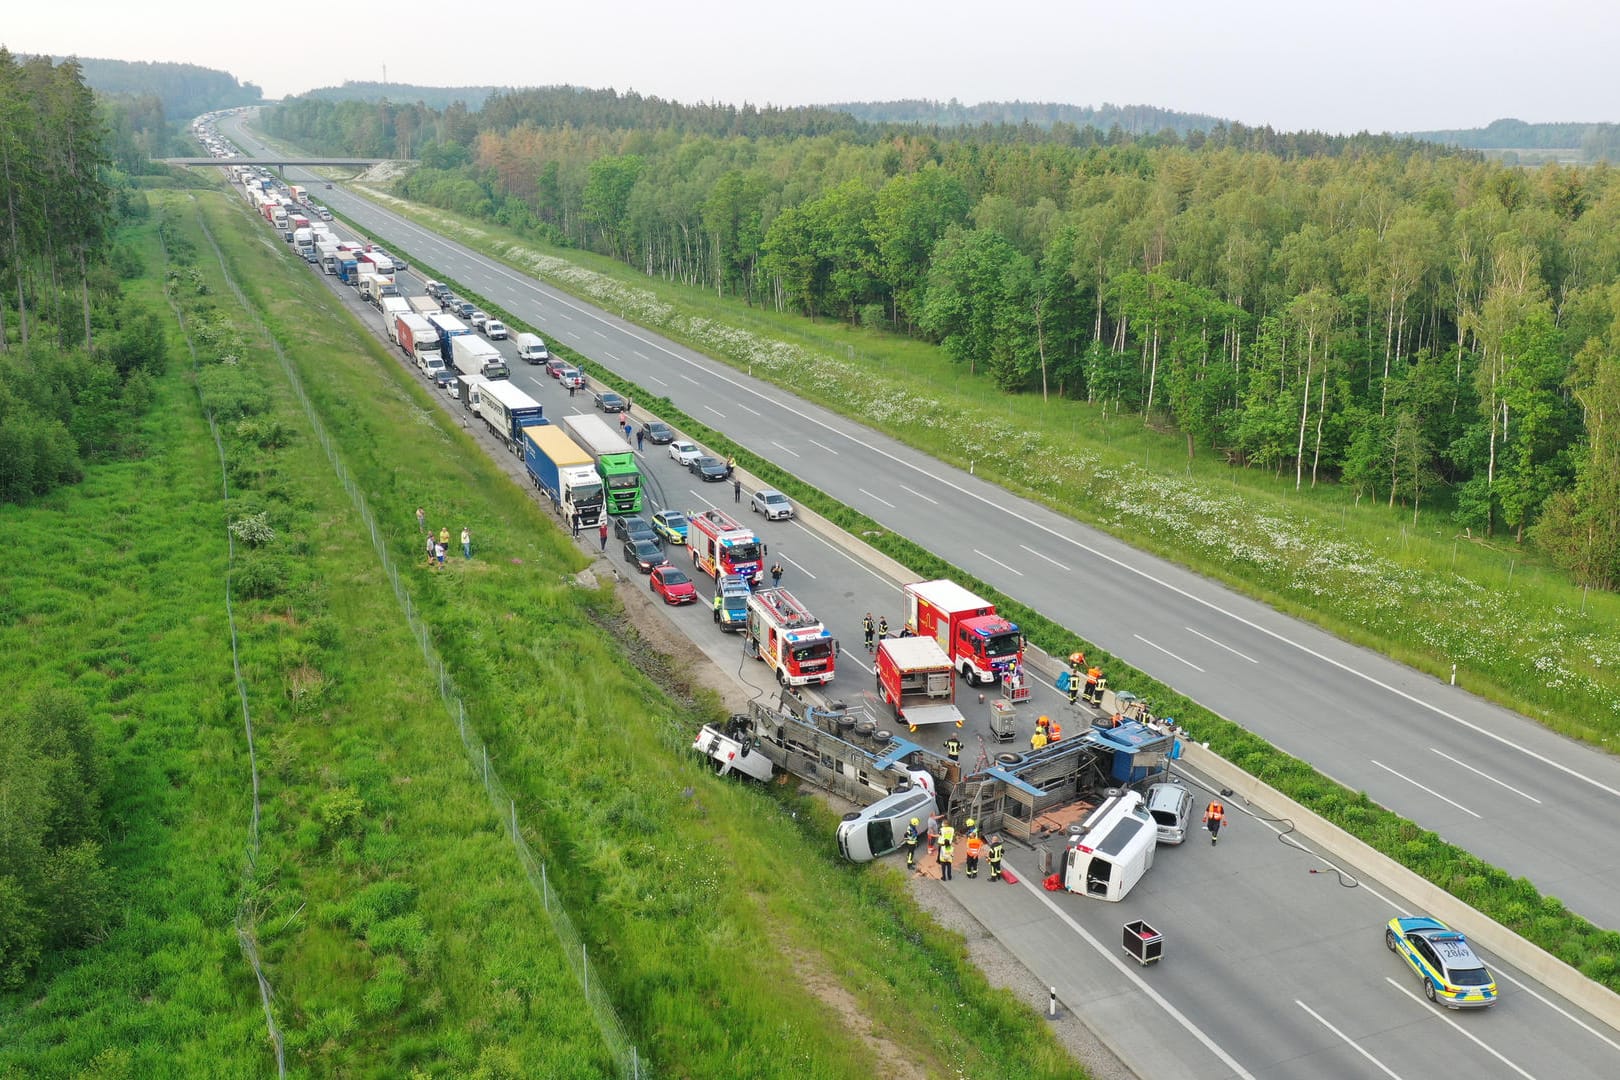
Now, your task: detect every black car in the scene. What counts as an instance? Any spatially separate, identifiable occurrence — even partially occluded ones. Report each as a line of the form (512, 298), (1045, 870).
(689, 456), (731, 482)
(622, 538), (668, 574)
(613, 515), (658, 544)
(595, 390), (627, 413)
(640, 420), (675, 444)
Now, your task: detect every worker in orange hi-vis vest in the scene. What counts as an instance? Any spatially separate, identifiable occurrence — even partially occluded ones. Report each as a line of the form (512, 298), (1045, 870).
(964, 833), (984, 878)
(1203, 801), (1227, 846)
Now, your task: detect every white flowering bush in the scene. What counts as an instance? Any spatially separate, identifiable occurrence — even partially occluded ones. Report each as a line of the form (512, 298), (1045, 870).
(228, 511), (276, 547)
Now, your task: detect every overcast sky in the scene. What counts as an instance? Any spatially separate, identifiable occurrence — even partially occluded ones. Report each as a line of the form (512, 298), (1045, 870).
(10, 0), (1619, 133)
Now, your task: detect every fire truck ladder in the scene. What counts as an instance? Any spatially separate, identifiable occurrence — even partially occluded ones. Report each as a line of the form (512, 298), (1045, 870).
(762, 589), (817, 629)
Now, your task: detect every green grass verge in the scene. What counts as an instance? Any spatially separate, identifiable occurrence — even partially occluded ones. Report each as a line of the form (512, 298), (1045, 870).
(0, 195), (612, 1078)
(337, 199), (1620, 995)
(191, 183), (1085, 1078)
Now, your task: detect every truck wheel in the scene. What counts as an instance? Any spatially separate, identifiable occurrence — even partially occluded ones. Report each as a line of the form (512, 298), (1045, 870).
(996, 752), (1024, 767)
(961, 663), (977, 687)
(776, 669), (786, 686)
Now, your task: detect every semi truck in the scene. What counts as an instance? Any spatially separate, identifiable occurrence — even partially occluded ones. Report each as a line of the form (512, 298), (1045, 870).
(334, 251), (360, 285)
(428, 313), (474, 362)
(688, 508), (763, 586)
(395, 313), (442, 368)
(521, 425), (604, 527)
(449, 336), (503, 377)
(406, 295), (440, 318)
(477, 381), (544, 454)
(316, 241), (340, 274)
(874, 636), (965, 732)
(358, 272), (399, 307)
(379, 297), (410, 342)
(746, 588), (836, 687)
(902, 579), (1023, 686)
(558, 413), (642, 515)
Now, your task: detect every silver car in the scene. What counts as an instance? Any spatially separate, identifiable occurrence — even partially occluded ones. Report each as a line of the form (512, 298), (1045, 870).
(751, 489), (794, 520)
(1145, 781), (1193, 845)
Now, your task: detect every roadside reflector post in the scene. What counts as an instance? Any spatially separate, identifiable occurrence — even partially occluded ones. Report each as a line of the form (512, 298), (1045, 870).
(1048, 987), (1057, 1018)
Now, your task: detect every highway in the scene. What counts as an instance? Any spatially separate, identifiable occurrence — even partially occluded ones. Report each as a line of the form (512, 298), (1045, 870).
(213, 116), (1620, 1077)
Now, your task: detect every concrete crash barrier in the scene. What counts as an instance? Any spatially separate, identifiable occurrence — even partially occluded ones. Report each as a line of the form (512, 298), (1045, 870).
(1180, 741), (1620, 1030)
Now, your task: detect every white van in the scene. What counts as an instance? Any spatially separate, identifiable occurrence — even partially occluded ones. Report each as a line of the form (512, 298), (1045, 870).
(837, 776), (936, 863)
(1062, 790), (1157, 902)
(514, 332), (549, 364)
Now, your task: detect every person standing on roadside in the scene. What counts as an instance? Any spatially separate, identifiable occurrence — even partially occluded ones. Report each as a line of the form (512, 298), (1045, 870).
(862, 613), (875, 651)
(770, 560), (784, 587)
(461, 526), (472, 559)
(434, 539), (447, 568)
(426, 532), (436, 568)
(987, 835), (1004, 882)
(572, 512), (582, 538)
(877, 616), (889, 640)
(598, 520), (609, 552)
(733, 477), (742, 504)
(904, 818), (920, 869)
(964, 832), (982, 879)
(416, 506), (426, 533)
(438, 526), (450, 551)
(1203, 800), (1226, 845)
(636, 428), (645, 451)
(938, 830), (955, 882)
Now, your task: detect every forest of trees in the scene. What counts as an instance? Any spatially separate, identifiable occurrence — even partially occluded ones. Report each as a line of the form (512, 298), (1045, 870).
(832, 98), (1228, 136)
(1, 49), (167, 501)
(65, 56), (262, 122)
(266, 87), (1620, 589)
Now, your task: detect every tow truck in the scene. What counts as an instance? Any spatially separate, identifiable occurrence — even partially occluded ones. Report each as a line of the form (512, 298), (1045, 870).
(746, 588), (836, 686)
(688, 508), (764, 586)
(903, 579), (1024, 686)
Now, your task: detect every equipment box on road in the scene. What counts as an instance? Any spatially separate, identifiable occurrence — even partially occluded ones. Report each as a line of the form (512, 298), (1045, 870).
(1123, 920), (1163, 966)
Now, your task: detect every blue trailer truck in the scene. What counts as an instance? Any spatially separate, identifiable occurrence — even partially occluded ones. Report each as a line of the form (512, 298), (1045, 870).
(428, 312), (474, 365)
(477, 380), (544, 454)
(522, 425), (605, 527)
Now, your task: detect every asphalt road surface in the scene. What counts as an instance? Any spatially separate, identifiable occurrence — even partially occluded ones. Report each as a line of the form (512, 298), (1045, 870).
(210, 119), (1620, 1077)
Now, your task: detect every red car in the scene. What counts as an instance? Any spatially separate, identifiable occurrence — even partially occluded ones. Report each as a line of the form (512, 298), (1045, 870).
(650, 565), (697, 605)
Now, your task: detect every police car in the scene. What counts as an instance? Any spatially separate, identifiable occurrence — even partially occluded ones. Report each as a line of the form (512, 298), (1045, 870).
(1385, 916), (1497, 1008)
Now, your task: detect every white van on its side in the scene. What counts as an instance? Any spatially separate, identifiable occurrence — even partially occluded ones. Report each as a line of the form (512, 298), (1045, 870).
(1062, 790), (1157, 902)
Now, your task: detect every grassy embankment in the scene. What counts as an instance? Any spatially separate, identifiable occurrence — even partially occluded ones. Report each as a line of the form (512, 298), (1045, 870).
(185, 184), (1083, 1077)
(349, 185), (1620, 753)
(0, 194), (609, 1076)
(333, 187), (1620, 990)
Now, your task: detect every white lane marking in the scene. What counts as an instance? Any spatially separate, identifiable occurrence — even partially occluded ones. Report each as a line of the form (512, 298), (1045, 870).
(1134, 635), (1206, 672)
(1020, 544), (1070, 571)
(859, 488), (895, 508)
(1184, 626), (1258, 664)
(1429, 749), (1541, 804)
(771, 441), (801, 458)
(808, 439), (839, 455)
(604, 352), (620, 362)
(1014, 871), (1257, 1079)
(634, 350), (649, 359)
(778, 554), (815, 580)
(565, 329), (581, 339)
(1382, 979), (1536, 1079)
(645, 374), (668, 386)
(973, 549), (1024, 577)
(339, 176), (1620, 805)
(1295, 1001), (1403, 1079)
(681, 373), (701, 385)
(840, 652), (873, 675)
(592, 328), (607, 339)
(789, 522), (895, 589)
(704, 406), (726, 418)
(1488, 968), (1620, 1054)
(902, 485), (939, 505)
(735, 404), (761, 417)
(1371, 760), (1481, 818)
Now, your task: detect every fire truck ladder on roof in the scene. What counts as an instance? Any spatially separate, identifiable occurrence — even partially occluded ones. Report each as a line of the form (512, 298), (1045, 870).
(762, 589), (817, 629)
(699, 508), (745, 532)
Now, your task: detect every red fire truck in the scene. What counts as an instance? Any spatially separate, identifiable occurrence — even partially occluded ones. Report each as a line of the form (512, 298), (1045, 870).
(875, 636), (965, 732)
(688, 508), (764, 586)
(747, 588), (836, 686)
(902, 579), (1023, 686)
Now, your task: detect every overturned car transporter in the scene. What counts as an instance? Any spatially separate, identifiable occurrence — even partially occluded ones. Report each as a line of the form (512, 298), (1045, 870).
(695, 694), (1175, 846)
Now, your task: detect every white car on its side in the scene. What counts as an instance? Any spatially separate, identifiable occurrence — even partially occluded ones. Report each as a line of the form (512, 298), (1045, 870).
(669, 440), (702, 465)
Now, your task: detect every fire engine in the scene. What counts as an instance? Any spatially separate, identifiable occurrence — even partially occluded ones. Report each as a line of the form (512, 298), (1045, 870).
(903, 579), (1023, 686)
(688, 508), (764, 586)
(746, 588), (836, 686)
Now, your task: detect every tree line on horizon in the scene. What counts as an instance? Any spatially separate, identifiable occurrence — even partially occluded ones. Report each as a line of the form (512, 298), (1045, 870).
(264, 87), (1620, 589)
